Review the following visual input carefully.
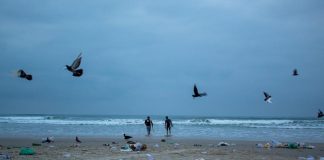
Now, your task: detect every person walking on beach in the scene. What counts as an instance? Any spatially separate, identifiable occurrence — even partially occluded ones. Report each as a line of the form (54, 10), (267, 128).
(165, 116), (173, 136)
(144, 116), (153, 136)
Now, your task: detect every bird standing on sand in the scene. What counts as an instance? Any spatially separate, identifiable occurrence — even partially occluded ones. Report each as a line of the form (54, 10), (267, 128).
(17, 69), (32, 81)
(75, 136), (82, 143)
(123, 134), (132, 140)
(263, 92), (272, 103)
(192, 84), (207, 98)
(66, 53), (83, 77)
(292, 69), (299, 76)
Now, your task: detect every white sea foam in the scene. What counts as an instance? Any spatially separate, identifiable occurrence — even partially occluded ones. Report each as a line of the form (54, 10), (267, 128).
(0, 116), (144, 125)
(0, 116), (323, 129)
(173, 119), (294, 125)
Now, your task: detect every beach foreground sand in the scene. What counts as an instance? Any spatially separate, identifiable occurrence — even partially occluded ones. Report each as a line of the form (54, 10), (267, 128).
(0, 137), (323, 160)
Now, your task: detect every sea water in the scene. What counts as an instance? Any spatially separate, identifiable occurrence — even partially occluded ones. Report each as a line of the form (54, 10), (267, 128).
(0, 115), (323, 142)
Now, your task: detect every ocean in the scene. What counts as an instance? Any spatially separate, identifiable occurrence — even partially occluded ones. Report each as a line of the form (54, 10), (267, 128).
(0, 115), (323, 142)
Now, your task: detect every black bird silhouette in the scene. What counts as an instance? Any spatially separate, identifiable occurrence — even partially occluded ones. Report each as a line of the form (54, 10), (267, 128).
(17, 69), (32, 81)
(263, 91), (272, 103)
(66, 53), (83, 77)
(318, 109), (324, 118)
(292, 69), (299, 76)
(123, 134), (132, 140)
(192, 84), (207, 98)
(75, 136), (82, 143)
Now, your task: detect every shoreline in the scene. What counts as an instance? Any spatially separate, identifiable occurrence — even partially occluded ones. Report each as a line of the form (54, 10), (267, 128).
(1, 134), (323, 143)
(1, 115), (323, 144)
(1, 137), (323, 160)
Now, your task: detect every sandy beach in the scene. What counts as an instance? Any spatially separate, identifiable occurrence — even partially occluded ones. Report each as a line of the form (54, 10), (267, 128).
(1, 0), (324, 160)
(0, 136), (323, 160)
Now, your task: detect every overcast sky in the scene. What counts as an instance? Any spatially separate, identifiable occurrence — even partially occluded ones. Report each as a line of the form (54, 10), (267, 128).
(0, 0), (323, 117)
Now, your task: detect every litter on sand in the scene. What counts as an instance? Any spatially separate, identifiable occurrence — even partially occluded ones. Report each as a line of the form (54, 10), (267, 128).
(256, 143), (264, 148)
(19, 148), (35, 155)
(298, 155), (315, 160)
(173, 143), (180, 149)
(256, 140), (315, 149)
(70, 143), (80, 147)
(63, 153), (71, 158)
(146, 154), (154, 160)
(154, 144), (159, 148)
(120, 145), (132, 152)
(129, 143), (147, 151)
(217, 142), (230, 146)
(0, 153), (11, 159)
(110, 146), (117, 151)
(120, 142), (148, 152)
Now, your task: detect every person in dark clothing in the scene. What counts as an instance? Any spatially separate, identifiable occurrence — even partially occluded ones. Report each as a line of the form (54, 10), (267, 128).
(165, 116), (173, 136)
(144, 116), (153, 136)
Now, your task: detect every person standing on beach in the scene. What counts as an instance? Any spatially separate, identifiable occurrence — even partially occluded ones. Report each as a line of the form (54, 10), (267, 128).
(165, 116), (173, 136)
(144, 116), (153, 136)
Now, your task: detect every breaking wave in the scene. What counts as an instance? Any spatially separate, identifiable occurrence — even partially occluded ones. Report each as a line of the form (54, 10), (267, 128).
(0, 116), (323, 129)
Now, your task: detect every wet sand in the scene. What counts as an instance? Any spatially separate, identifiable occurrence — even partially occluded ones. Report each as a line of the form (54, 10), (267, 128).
(0, 136), (323, 160)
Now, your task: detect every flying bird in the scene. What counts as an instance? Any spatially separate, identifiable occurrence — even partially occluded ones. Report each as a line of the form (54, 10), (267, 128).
(123, 134), (132, 140)
(66, 53), (83, 77)
(17, 69), (32, 81)
(263, 91), (272, 103)
(292, 69), (299, 76)
(75, 136), (82, 143)
(318, 109), (324, 118)
(192, 84), (207, 98)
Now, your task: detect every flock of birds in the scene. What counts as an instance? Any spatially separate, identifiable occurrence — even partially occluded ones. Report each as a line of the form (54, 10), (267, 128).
(190, 68), (324, 118)
(16, 53), (322, 144)
(15, 53), (323, 118)
(17, 53), (83, 81)
(261, 69), (299, 104)
(191, 69), (300, 102)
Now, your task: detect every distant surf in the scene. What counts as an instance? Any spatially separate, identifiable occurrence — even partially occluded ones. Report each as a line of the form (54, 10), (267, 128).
(0, 115), (323, 142)
(0, 115), (323, 129)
